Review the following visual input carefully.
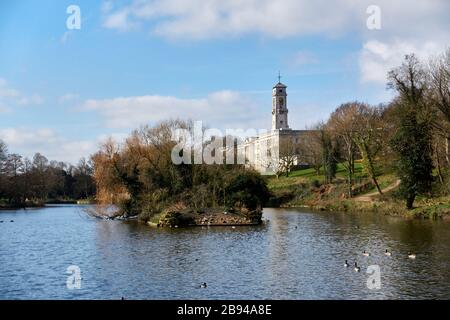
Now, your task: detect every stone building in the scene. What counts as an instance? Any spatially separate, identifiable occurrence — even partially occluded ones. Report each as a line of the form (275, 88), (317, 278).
(238, 79), (314, 175)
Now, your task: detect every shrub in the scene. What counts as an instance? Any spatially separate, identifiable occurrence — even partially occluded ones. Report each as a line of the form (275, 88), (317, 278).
(225, 171), (270, 211)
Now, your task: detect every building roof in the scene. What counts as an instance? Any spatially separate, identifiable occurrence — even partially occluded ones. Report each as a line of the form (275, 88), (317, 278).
(273, 82), (287, 88)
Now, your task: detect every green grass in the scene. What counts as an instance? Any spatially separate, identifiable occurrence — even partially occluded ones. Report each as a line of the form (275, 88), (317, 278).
(267, 162), (366, 190)
(356, 173), (397, 195)
(265, 162), (450, 219)
(288, 162), (364, 179)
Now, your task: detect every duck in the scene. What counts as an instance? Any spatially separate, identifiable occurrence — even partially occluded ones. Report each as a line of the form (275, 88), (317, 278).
(344, 260), (349, 267)
(10, 220), (14, 223)
(200, 282), (207, 288)
(408, 252), (416, 259)
(354, 262), (360, 272)
(362, 250), (370, 257)
(385, 249), (392, 256)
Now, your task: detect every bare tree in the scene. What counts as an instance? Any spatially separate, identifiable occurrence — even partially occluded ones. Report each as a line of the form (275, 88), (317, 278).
(0, 140), (7, 197)
(352, 103), (386, 194)
(278, 137), (299, 177)
(297, 128), (323, 175)
(429, 48), (450, 164)
(327, 103), (359, 197)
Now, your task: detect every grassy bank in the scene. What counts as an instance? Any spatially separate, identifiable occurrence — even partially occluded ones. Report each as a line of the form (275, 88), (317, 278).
(266, 163), (450, 219)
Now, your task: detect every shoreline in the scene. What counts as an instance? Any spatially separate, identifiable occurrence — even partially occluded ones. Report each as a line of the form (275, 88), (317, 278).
(0, 199), (95, 211)
(147, 209), (263, 228)
(271, 199), (450, 220)
(3, 199), (449, 221)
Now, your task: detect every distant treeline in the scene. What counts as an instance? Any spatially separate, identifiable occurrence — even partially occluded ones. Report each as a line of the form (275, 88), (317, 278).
(0, 146), (95, 207)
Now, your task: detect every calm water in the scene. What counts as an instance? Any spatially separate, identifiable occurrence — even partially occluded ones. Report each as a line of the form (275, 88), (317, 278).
(1, 205), (450, 300)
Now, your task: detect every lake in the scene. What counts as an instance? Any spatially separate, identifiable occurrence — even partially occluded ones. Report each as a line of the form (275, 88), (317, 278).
(1, 205), (450, 299)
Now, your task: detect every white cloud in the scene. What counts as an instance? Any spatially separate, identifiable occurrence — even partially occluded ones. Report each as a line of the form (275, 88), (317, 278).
(103, 7), (138, 31)
(0, 127), (112, 164)
(359, 39), (448, 83)
(101, 0), (450, 40)
(0, 77), (44, 110)
(101, 0), (359, 39)
(59, 93), (79, 104)
(101, 0), (450, 86)
(0, 78), (20, 98)
(17, 94), (44, 105)
(0, 128), (58, 146)
(101, 1), (114, 14)
(80, 90), (268, 129)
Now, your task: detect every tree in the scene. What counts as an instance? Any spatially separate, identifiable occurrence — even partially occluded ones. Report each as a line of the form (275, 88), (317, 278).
(265, 136), (300, 178)
(298, 126), (323, 175)
(352, 103), (386, 195)
(225, 171), (270, 211)
(0, 140), (7, 199)
(31, 153), (49, 201)
(0, 140), (6, 163)
(278, 137), (299, 177)
(91, 120), (269, 219)
(327, 103), (359, 197)
(4, 154), (25, 205)
(320, 129), (339, 184)
(428, 48), (450, 165)
(388, 54), (434, 209)
(73, 158), (94, 199)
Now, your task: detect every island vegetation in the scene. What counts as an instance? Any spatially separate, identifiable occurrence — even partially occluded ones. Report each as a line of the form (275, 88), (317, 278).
(90, 120), (270, 226)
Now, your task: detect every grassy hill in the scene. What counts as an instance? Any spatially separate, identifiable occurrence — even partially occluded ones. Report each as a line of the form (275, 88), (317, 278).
(265, 163), (450, 219)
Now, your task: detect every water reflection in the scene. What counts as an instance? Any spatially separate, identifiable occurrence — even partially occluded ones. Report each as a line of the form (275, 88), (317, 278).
(0, 205), (450, 299)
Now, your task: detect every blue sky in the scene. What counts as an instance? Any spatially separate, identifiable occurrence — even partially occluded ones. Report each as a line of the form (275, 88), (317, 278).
(0, 0), (449, 163)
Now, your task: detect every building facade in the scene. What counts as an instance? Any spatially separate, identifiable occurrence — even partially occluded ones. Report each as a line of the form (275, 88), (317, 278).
(238, 80), (314, 175)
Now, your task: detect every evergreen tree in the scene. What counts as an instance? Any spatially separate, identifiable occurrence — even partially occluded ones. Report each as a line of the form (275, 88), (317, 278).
(388, 55), (434, 209)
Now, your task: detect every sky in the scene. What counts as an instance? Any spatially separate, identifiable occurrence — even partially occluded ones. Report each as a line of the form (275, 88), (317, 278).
(0, 0), (449, 164)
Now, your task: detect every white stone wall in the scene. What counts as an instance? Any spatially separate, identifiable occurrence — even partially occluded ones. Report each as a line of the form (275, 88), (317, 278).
(239, 130), (315, 175)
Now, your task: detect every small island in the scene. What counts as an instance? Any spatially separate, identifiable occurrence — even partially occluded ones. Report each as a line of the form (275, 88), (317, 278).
(89, 122), (270, 227)
(148, 207), (263, 228)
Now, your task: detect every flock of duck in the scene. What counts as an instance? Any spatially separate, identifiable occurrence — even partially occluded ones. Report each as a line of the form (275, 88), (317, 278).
(346, 249), (416, 272)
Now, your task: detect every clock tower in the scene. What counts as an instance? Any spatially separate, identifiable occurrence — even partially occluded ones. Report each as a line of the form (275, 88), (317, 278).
(272, 74), (289, 131)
